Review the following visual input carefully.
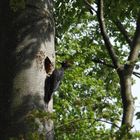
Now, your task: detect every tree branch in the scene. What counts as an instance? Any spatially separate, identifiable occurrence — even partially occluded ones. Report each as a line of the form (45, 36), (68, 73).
(92, 58), (140, 78)
(46, 117), (120, 135)
(114, 19), (132, 48)
(84, 0), (97, 14)
(57, 117), (120, 128)
(95, 119), (120, 128)
(133, 71), (140, 76)
(133, 71), (140, 79)
(92, 58), (114, 68)
(128, 14), (140, 63)
(97, 0), (119, 69)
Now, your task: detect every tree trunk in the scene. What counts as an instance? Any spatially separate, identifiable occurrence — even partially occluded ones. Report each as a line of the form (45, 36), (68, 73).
(0, 0), (55, 139)
(118, 67), (134, 135)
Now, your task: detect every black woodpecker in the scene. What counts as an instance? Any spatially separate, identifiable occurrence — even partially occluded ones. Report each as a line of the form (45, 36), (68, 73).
(44, 61), (70, 104)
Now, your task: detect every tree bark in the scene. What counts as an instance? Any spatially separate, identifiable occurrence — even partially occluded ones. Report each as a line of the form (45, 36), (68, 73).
(118, 67), (134, 133)
(0, 0), (55, 139)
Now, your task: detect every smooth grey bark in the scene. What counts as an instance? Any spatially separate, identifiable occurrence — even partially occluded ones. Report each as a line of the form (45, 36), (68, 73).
(0, 0), (55, 139)
(117, 67), (134, 130)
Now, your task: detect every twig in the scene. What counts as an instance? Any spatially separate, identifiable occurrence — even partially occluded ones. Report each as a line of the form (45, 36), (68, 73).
(92, 58), (114, 68)
(133, 71), (140, 79)
(133, 71), (140, 76)
(95, 119), (120, 128)
(46, 117), (120, 135)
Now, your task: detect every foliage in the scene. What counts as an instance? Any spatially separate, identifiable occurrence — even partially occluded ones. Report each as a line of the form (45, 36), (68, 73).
(53, 25), (121, 139)
(53, 0), (140, 139)
(132, 131), (140, 139)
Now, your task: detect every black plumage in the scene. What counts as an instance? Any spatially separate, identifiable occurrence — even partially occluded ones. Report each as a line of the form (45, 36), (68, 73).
(44, 61), (70, 104)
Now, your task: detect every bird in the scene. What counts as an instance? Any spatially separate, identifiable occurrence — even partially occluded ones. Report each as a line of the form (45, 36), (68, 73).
(44, 61), (71, 105)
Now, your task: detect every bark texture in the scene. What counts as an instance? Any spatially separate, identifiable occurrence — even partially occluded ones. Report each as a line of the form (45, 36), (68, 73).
(0, 0), (55, 139)
(118, 67), (134, 130)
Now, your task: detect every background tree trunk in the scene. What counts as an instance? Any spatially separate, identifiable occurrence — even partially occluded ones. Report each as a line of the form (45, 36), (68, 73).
(120, 75), (134, 128)
(118, 67), (134, 137)
(0, 0), (55, 139)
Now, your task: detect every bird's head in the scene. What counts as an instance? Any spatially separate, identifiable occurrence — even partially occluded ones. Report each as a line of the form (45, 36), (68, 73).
(60, 60), (72, 69)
